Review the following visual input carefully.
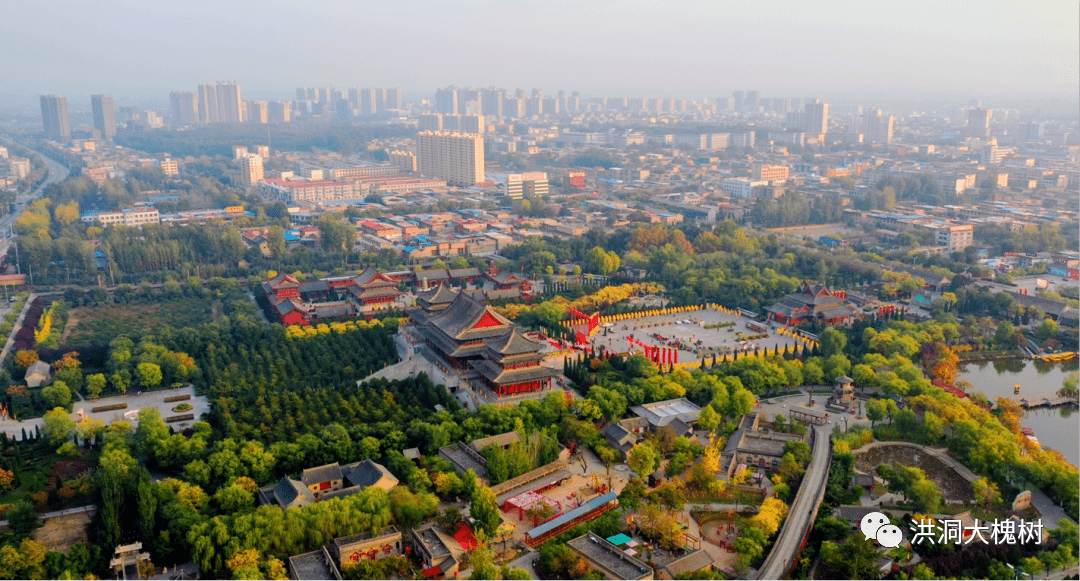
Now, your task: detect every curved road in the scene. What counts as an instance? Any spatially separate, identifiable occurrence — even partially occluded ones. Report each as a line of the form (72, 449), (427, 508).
(755, 424), (832, 580)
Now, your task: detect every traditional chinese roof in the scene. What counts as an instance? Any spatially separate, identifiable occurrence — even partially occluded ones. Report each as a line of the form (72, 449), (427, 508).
(425, 292), (512, 340)
(343, 459), (399, 490)
(661, 550), (714, 579)
(348, 286), (402, 300)
(767, 282), (858, 321)
(274, 478), (315, 510)
(492, 271), (525, 284)
(298, 280), (330, 294)
(415, 268), (451, 282)
(468, 432), (521, 453)
(353, 266), (397, 288)
(301, 463), (343, 486)
(416, 284), (460, 309)
(485, 328), (542, 356)
(471, 359), (559, 386)
(273, 298), (302, 315)
(267, 272), (300, 289)
(448, 267), (482, 279)
(312, 302), (355, 319)
(601, 423), (637, 450)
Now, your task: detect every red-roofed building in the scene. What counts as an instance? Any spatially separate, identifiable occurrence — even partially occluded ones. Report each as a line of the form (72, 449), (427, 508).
(358, 220), (402, 240)
(411, 292), (558, 397)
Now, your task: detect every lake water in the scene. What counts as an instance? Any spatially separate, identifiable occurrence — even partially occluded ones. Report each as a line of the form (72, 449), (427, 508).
(957, 358), (1079, 467)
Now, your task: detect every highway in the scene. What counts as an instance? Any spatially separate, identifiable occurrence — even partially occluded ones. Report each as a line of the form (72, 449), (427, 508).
(0, 136), (72, 260)
(755, 423), (833, 580)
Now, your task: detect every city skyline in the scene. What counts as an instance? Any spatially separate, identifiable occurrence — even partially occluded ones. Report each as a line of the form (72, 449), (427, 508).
(1, 0), (1076, 107)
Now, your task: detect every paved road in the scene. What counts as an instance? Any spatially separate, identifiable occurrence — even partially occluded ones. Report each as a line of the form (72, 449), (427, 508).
(0, 504), (96, 530)
(0, 292), (37, 366)
(0, 385), (208, 440)
(755, 424), (832, 580)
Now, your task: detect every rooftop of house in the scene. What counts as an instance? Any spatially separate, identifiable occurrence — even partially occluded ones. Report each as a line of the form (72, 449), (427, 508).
(567, 532), (653, 580)
(629, 397), (702, 427)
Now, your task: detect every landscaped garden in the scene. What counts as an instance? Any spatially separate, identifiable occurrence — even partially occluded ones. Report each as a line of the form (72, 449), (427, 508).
(61, 298), (217, 346)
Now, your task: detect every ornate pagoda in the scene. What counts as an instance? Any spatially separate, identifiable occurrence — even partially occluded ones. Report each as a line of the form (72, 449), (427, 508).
(765, 281), (858, 326)
(413, 292), (558, 397)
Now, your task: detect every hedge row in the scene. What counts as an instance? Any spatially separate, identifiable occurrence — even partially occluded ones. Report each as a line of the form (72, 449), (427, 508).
(164, 395), (192, 403)
(165, 413), (194, 423)
(91, 403), (128, 413)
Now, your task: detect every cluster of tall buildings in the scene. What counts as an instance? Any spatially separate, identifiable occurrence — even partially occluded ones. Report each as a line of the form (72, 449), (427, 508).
(290, 87), (404, 122)
(434, 87), (584, 119)
(40, 94), (116, 142)
(170, 82), (295, 126)
(785, 99), (830, 134)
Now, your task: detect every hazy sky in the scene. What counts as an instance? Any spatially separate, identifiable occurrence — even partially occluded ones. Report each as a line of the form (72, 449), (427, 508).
(2, 0), (1077, 105)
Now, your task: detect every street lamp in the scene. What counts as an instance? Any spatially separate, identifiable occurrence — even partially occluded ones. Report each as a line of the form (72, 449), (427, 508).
(1006, 563), (1031, 580)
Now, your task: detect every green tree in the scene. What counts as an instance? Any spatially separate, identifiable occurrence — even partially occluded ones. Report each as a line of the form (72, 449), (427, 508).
(135, 408), (169, 460)
(819, 532), (883, 580)
(136, 468), (157, 545)
(41, 380), (72, 408)
(697, 405), (721, 431)
(213, 483), (255, 513)
(1035, 318), (1060, 342)
(389, 486), (439, 530)
(85, 373), (107, 399)
(136, 362), (163, 389)
(582, 246), (621, 276)
(317, 213), (354, 252)
(627, 442), (660, 477)
(6, 501), (41, 539)
(909, 477), (943, 513)
(267, 225), (286, 258)
(42, 407), (75, 446)
(972, 477), (1002, 508)
(470, 485), (501, 538)
(865, 399), (885, 428)
(819, 328), (847, 358)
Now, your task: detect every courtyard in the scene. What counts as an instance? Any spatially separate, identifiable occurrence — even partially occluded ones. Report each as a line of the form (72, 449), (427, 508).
(585, 306), (809, 364)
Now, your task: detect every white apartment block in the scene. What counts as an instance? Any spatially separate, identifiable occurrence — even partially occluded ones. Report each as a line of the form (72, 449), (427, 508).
(921, 223), (974, 252)
(258, 178), (367, 203)
(722, 178), (767, 199)
(503, 172), (549, 199)
(80, 208), (160, 227)
(239, 154), (264, 186)
(388, 151), (417, 173)
(9, 158), (31, 180)
(416, 131), (485, 187)
(328, 166), (398, 179)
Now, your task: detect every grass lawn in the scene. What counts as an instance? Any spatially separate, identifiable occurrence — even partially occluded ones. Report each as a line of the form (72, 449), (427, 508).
(61, 298), (219, 346)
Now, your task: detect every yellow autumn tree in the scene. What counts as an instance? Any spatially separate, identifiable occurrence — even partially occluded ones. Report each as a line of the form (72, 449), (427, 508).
(750, 497), (789, 537)
(13, 350), (38, 369)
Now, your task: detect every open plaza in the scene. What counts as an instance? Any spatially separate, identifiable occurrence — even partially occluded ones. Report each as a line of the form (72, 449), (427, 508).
(581, 305), (814, 366)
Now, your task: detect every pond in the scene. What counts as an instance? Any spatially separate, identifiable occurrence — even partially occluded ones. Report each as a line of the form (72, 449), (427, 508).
(957, 358), (1079, 467)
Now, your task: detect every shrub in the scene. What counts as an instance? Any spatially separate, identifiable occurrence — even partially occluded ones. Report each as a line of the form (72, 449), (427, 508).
(91, 403), (128, 413)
